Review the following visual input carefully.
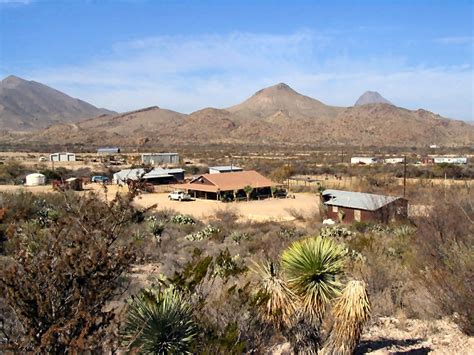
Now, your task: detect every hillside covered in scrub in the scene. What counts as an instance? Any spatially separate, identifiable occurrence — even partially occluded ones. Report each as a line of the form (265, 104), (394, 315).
(0, 186), (472, 353)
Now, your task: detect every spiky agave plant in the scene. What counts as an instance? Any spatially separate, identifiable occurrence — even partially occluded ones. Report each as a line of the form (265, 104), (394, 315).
(322, 280), (371, 355)
(252, 260), (297, 329)
(281, 236), (347, 321)
(121, 286), (198, 354)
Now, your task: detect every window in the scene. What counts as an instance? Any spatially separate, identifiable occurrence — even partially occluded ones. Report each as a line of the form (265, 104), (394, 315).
(333, 206), (338, 212)
(354, 209), (361, 222)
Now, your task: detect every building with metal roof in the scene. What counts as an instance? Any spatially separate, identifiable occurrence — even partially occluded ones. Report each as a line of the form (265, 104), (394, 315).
(113, 167), (185, 185)
(321, 189), (407, 223)
(97, 147), (121, 154)
(209, 165), (243, 174)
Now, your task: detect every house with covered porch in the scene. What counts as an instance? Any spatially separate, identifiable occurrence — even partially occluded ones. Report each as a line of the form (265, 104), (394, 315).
(174, 170), (277, 201)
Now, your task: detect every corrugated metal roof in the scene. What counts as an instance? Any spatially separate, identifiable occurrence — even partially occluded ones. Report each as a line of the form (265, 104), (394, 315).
(322, 189), (401, 211)
(142, 153), (178, 156)
(97, 147), (120, 153)
(209, 166), (243, 171)
(113, 167), (184, 182)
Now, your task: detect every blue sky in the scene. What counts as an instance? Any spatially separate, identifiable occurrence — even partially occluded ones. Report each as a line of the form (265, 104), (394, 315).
(1, 0), (473, 120)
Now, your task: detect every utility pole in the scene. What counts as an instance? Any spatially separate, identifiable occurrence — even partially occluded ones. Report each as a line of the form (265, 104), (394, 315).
(403, 155), (407, 197)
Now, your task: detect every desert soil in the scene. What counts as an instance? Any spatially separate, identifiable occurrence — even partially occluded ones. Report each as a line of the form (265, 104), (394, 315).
(0, 184), (319, 222)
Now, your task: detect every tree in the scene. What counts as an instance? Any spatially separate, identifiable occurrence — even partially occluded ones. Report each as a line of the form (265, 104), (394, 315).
(243, 185), (253, 201)
(0, 192), (141, 352)
(121, 286), (198, 354)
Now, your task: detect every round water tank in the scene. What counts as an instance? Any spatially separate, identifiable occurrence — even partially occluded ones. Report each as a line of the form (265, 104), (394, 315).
(25, 173), (46, 186)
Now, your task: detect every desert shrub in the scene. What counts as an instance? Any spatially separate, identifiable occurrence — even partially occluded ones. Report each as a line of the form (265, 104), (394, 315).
(121, 286), (198, 353)
(278, 225), (303, 240)
(320, 225), (355, 240)
(185, 225), (220, 241)
(147, 215), (167, 237)
(160, 249), (266, 353)
(0, 161), (32, 184)
(213, 249), (246, 278)
(0, 192), (140, 352)
(230, 231), (251, 244)
(285, 207), (306, 221)
(171, 214), (196, 225)
(410, 191), (474, 334)
(253, 235), (370, 354)
(213, 207), (240, 226)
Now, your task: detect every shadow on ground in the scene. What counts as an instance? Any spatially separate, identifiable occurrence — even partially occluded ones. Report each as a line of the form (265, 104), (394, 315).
(356, 338), (431, 354)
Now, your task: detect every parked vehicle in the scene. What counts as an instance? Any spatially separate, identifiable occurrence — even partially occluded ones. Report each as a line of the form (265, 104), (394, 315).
(168, 190), (192, 201)
(91, 175), (109, 183)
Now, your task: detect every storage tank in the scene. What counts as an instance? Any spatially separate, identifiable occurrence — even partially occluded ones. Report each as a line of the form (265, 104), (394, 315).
(25, 173), (46, 186)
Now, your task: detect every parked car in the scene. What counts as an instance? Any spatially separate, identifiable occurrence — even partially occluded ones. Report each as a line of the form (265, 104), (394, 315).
(168, 190), (192, 201)
(91, 175), (109, 183)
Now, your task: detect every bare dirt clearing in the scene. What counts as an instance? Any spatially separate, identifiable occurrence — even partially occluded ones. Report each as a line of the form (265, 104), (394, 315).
(133, 191), (318, 222)
(0, 183), (319, 222)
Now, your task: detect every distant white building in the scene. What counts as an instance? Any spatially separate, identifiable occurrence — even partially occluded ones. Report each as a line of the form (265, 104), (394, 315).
(350, 157), (378, 165)
(49, 152), (76, 162)
(141, 153), (179, 166)
(433, 156), (467, 165)
(209, 166), (243, 174)
(384, 157), (405, 164)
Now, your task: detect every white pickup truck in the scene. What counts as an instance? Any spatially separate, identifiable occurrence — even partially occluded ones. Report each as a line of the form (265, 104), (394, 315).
(168, 190), (192, 201)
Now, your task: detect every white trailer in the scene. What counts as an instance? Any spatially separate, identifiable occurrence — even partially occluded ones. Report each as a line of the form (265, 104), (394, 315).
(384, 157), (405, 164)
(433, 156), (467, 164)
(350, 157), (378, 165)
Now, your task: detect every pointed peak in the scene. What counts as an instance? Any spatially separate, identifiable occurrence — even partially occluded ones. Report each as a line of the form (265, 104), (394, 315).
(2, 75), (26, 85)
(254, 82), (298, 96)
(273, 82), (292, 90)
(355, 91), (392, 106)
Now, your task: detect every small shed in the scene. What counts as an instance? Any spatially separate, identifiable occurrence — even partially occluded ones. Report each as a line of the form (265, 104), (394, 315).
(65, 177), (83, 191)
(25, 173), (46, 186)
(321, 189), (407, 223)
(209, 166), (243, 174)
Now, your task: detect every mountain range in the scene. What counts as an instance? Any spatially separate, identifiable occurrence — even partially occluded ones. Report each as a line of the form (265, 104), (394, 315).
(0, 75), (115, 131)
(1, 76), (472, 147)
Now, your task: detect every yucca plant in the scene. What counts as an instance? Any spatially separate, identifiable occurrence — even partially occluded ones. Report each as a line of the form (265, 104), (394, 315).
(252, 260), (297, 329)
(121, 286), (198, 354)
(281, 236), (347, 321)
(322, 280), (371, 355)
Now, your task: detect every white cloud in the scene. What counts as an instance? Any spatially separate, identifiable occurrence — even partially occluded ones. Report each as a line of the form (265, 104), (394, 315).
(24, 31), (473, 121)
